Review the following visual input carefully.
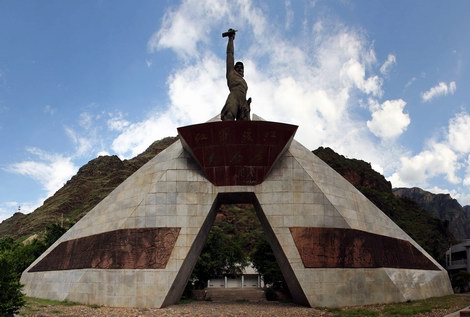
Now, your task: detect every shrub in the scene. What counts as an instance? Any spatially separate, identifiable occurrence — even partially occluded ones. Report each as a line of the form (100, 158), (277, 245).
(451, 271), (470, 293)
(264, 287), (278, 301)
(0, 252), (25, 316)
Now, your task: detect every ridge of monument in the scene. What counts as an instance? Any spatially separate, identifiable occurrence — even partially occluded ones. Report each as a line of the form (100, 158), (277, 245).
(20, 114), (453, 308)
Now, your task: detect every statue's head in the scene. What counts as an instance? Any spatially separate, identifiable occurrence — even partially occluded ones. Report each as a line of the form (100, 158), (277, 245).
(234, 61), (244, 77)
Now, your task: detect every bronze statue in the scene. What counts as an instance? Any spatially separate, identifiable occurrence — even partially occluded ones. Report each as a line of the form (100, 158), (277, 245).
(220, 29), (251, 121)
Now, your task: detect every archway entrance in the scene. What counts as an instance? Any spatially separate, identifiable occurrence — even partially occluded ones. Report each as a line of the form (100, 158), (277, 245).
(162, 192), (309, 307)
(187, 202), (284, 301)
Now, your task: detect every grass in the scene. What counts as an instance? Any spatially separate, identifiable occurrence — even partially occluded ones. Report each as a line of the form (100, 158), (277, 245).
(87, 303), (101, 309)
(20, 297), (80, 315)
(322, 294), (470, 317)
(325, 307), (379, 317)
(49, 309), (64, 314)
(25, 297), (79, 307)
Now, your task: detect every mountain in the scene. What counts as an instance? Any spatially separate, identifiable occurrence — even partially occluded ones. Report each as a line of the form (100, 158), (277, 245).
(393, 187), (470, 242)
(313, 147), (455, 263)
(0, 137), (178, 240)
(0, 141), (454, 264)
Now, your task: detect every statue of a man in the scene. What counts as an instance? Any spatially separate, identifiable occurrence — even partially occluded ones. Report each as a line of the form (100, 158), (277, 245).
(220, 29), (251, 121)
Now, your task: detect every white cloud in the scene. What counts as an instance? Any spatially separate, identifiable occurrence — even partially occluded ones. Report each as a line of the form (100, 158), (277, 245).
(111, 114), (178, 159)
(64, 110), (109, 158)
(79, 112), (93, 129)
(463, 154), (470, 186)
(0, 202), (20, 223)
(65, 127), (93, 157)
(166, 55), (227, 123)
(107, 112), (130, 132)
(389, 111), (470, 192)
(448, 112), (470, 154)
(147, 0), (230, 59)
(404, 76), (417, 91)
(453, 193), (470, 206)
(7, 148), (78, 197)
(379, 54), (396, 75)
(340, 59), (383, 96)
(367, 99), (410, 140)
(389, 141), (460, 188)
(96, 150), (110, 157)
(0, 199), (45, 222)
(421, 81), (457, 102)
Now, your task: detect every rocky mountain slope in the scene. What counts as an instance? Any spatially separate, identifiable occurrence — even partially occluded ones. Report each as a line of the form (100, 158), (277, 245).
(0, 137), (178, 240)
(393, 187), (470, 241)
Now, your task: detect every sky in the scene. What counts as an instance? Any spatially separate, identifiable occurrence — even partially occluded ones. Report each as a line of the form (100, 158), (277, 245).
(1, 0), (470, 222)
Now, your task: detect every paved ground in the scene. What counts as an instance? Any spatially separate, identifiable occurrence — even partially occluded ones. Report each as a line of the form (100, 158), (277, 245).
(20, 300), (470, 317)
(19, 294), (470, 317)
(21, 301), (332, 317)
(443, 305), (470, 317)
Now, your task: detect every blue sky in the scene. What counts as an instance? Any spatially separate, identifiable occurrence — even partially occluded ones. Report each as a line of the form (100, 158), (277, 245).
(1, 0), (470, 222)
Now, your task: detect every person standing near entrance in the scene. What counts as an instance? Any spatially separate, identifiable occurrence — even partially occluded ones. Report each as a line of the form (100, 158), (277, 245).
(220, 29), (251, 121)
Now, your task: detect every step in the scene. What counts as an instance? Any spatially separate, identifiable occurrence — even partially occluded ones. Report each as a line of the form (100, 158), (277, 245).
(203, 288), (266, 302)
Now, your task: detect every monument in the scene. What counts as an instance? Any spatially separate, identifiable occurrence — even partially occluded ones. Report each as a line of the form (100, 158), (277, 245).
(20, 30), (453, 308)
(220, 28), (251, 121)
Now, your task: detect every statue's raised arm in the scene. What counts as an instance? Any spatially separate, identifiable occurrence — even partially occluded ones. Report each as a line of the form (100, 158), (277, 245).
(220, 28), (251, 121)
(223, 29), (236, 78)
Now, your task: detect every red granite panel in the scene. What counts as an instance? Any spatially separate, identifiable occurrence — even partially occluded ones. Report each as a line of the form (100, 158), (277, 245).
(178, 121), (298, 186)
(213, 166), (227, 185)
(289, 227), (439, 270)
(29, 227), (180, 272)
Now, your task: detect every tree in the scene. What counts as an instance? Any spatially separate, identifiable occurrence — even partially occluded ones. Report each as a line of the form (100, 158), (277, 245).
(0, 222), (68, 315)
(191, 225), (248, 289)
(0, 252), (25, 316)
(43, 222), (67, 247)
(12, 239), (46, 276)
(251, 237), (286, 289)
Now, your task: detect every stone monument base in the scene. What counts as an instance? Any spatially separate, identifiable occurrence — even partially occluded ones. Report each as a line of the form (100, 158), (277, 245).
(21, 117), (453, 308)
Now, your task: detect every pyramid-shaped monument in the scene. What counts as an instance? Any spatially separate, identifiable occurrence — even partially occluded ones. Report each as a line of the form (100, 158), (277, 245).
(21, 115), (452, 308)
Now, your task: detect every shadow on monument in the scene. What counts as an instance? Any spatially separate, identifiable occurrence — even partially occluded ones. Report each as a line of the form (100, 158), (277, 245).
(162, 192), (309, 307)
